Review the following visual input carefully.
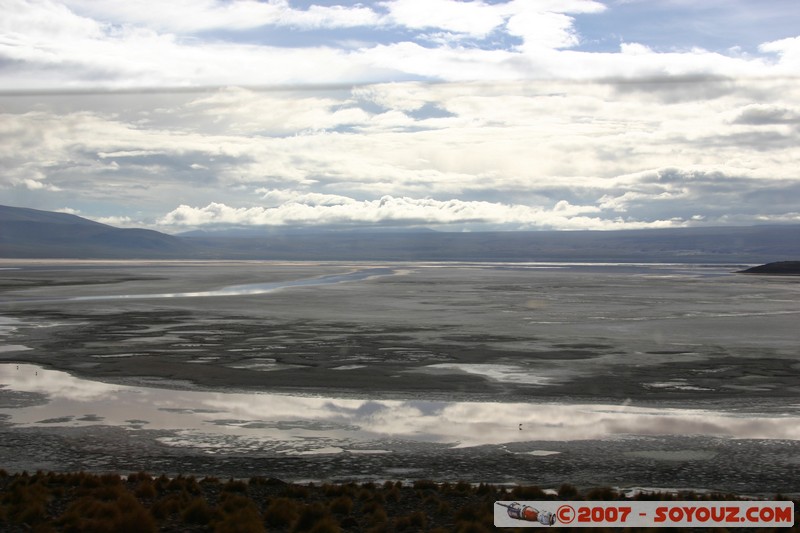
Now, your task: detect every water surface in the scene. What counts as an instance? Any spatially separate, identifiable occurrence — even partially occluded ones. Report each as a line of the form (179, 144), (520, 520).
(2, 364), (800, 456)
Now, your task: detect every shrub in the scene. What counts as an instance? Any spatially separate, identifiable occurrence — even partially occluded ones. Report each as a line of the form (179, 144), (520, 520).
(213, 505), (265, 533)
(393, 515), (413, 531)
(264, 497), (299, 528)
(99, 473), (121, 486)
(150, 492), (190, 520)
(79, 475), (101, 490)
(126, 471), (151, 484)
(361, 500), (383, 516)
(367, 506), (387, 527)
(182, 496), (215, 525)
(413, 479), (438, 491)
(475, 482), (494, 496)
(284, 484), (311, 499)
(217, 492), (252, 514)
(62, 472), (88, 487)
(395, 510), (427, 531)
(171, 474), (201, 494)
(249, 476), (285, 488)
(222, 479), (248, 494)
(328, 495), (353, 516)
(585, 486), (617, 500)
(384, 487), (400, 503)
(291, 502), (328, 533)
(358, 488), (383, 502)
(455, 501), (493, 525)
(453, 522), (493, 533)
(56, 491), (156, 533)
(437, 500), (452, 516)
(153, 474), (170, 494)
(324, 482), (356, 497)
(422, 493), (441, 506)
(308, 516), (342, 533)
(1, 480), (51, 526)
(339, 516), (358, 530)
(322, 483), (346, 497)
(214, 492), (265, 533)
(511, 485), (546, 499)
(453, 481), (472, 494)
(557, 483), (579, 499)
(86, 483), (126, 502)
(134, 479), (157, 499)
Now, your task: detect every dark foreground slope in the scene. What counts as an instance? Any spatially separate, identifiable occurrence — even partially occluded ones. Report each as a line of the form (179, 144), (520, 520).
(1, 471), (795, 533)
(2, 204), (800, 262)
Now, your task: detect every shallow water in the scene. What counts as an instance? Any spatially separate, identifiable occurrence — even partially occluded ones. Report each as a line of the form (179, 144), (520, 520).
(2, 260), (800, 490)
(3, 363), (800, 456)
(3, 266), (396, 303)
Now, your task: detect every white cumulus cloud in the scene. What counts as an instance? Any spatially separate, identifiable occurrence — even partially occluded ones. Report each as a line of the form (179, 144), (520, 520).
(1, 0), (795, 90)
(159, 196), (646, 230)
(381, 0), (506, 38)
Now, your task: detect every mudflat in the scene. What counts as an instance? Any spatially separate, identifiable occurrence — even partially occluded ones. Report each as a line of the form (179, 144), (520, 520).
(1, 260), (799, 494)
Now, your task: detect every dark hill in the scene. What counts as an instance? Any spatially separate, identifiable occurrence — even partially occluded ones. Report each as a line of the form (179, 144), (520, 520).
(740, 261), (800, 275)
(0, 205), (194, 259)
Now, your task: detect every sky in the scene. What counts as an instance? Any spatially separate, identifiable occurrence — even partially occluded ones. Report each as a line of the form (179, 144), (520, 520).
(1, 0), (799, 232)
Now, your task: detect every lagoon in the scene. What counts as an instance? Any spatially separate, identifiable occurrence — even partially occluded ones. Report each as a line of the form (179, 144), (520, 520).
(1, 260), (799, 492)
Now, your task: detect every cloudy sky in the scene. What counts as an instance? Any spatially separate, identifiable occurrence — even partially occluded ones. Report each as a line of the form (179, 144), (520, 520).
(2, 0), (799, 232)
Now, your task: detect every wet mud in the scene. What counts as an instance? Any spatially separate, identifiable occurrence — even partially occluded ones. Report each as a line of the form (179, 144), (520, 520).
(1, 261), (799, 494)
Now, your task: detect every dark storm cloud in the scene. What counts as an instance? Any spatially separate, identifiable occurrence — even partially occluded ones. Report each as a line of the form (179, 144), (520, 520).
(4, 76), (800, 231)
(732, 104), (800, 125)
(599, 167), (800, 224)
(609, 76), (743, 103)
(700, 130), (798, 152)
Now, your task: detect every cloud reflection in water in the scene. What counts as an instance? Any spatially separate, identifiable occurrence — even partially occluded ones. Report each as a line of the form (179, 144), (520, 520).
(1, 364), (800, 451)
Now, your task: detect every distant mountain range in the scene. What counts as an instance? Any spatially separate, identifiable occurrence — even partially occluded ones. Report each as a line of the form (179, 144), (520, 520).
(1, 204), (799, 263)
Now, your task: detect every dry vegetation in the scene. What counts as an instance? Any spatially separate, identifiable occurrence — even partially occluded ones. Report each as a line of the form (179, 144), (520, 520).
(0, 469), (796, 532)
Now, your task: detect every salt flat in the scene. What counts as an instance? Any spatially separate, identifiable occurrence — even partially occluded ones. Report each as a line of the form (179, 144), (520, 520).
(1, 261), (798, 493)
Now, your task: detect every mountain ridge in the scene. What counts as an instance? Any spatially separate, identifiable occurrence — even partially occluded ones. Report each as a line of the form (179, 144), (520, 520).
(1, 204), (799, 262)
(0, 205), (193, 259)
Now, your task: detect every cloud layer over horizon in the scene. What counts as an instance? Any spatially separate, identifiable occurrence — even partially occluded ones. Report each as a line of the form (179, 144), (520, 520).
(2, 0), (800, 90)
(1, 1), (799, 231)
